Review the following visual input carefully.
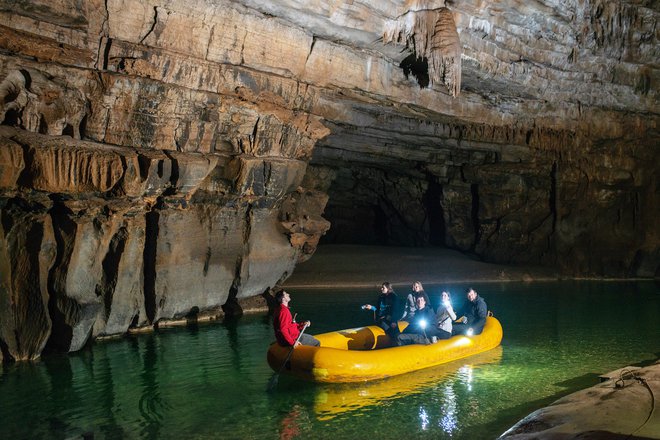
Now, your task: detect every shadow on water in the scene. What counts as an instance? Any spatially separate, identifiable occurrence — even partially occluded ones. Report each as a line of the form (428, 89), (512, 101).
(476, 391), (574, 438)
(636, 352), (660, 368)
(553, 372), (602, 389)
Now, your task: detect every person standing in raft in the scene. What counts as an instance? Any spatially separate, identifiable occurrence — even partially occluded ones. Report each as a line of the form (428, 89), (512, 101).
(401, 281), (431, 322)
(396, 295), (436, 345)
(452, 288), (488, 336)
(273, 290), (320, 347)
(362, 282), (401, 340)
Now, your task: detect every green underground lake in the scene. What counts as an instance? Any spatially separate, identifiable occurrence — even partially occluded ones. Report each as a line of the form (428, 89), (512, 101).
(1, 280), (658, 439)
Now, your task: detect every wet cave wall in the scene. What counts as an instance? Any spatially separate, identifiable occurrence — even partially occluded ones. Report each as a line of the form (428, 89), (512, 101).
(0, 0), (333, 361)
(0, 0), (658, 361)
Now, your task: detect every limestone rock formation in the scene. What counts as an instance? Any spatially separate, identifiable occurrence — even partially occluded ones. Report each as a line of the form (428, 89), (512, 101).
(0, 0), (658, 359)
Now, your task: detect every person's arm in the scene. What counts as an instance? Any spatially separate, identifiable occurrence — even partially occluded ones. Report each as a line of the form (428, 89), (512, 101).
(400, 295), (411, 319)
(374, 296), (383, 321)
(426, 307), (436, 326)
(472, 299), (487, 328)
(477, 299), (487, 319)
(447, 304), (457, 321)
(382, 295), (392, 321)
(432, 308), (442, 327)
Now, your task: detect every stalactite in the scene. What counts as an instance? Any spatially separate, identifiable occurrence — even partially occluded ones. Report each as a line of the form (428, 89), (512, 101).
(383, 7), (461, 97)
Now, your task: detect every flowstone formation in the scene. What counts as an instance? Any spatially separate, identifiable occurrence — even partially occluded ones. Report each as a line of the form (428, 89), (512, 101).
(0, 0), (658, 360)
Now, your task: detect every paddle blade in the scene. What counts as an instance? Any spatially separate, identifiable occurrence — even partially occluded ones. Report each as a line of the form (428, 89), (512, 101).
(266, 373), (279, 392)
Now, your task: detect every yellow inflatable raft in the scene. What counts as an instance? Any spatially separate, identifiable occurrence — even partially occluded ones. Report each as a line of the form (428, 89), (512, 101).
(266, 316), (503, 383)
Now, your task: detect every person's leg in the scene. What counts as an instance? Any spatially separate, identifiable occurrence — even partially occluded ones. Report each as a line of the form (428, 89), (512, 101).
(386, 325), (400, 340)
(383, 320), (400, 339)
(411, 333), (428, 345)
(472, 323), (485, 335)
(299, 334), (320, 346)
(377, 320), (399, 345)
(435, 329), (452, 339)
(426, 328), (448, 342)
(452, 323), (468, 335)
(377, 320), (389, 333)
(396, 333), (421, 346)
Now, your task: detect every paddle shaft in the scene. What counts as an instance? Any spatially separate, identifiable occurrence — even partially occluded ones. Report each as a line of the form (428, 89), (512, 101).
(276, 322), (309, 375)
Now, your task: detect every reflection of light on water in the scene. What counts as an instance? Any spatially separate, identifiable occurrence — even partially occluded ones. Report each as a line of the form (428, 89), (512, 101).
(458, 365), (474, 391)
(418, 407), (429, 430)
(313, 347), (503, 422)
(439, 382), (458, 434)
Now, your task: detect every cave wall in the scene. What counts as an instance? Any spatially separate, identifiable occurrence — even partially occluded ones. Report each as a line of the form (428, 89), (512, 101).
(315, 114), (659, 277)
(0, 0), (658, 361)
(0, 0), (332, 361)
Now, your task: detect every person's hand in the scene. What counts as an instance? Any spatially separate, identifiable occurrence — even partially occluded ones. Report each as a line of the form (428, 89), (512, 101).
(461, 316), (468, 324)
(304, 320), (311, 327)
(294, 341), (301, 347)
(390, 323), (397, 329)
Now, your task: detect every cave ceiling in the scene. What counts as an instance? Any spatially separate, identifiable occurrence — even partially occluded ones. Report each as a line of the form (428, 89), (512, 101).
(234, 0), (658, 175)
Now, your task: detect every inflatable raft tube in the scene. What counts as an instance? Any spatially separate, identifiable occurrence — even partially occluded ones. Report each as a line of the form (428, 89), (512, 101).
(266, 316), (503, 383)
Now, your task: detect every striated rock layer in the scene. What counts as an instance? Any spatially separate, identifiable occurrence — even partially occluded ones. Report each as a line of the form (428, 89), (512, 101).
(0, 0), (658, 359)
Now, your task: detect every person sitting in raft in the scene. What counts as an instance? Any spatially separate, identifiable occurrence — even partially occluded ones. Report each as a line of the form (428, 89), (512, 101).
(396, 295), (436, 345)
(433, 290), (457, 340)
(401, 281), (431, 322)
(273, 290), (320, 347)
(452, 288), (488, 336)
(362, 282), (401, 340)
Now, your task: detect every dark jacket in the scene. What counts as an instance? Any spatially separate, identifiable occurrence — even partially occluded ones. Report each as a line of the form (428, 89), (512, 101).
(376, 292), (400, 325)
(273, 304), (305, 346)
(464, 295), (488, 332)
(405, 306), (436, 334)
(402, 290), (431, 321)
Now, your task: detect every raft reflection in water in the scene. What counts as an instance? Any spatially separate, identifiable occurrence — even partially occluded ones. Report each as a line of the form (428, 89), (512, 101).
(313, 346), (503, 421)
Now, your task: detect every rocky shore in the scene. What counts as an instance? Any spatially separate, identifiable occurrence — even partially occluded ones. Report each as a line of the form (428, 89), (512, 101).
(500, 362), (660, 439)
